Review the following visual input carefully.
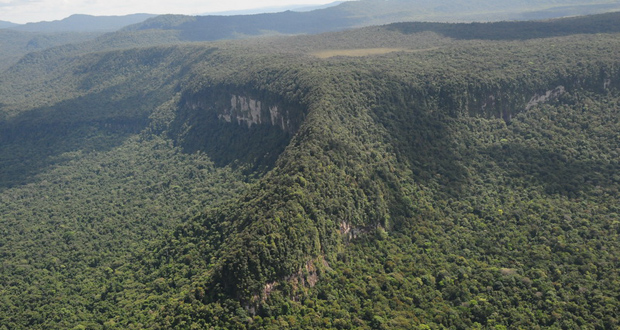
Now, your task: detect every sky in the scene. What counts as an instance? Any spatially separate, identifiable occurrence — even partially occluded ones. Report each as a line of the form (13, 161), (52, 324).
(0, 0), (347, 24)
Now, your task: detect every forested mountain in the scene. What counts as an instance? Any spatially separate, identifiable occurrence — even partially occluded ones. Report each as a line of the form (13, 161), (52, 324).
(0, 30), (107, 72)
(8, 14), (156, 33)
(0, 14), (158, 71)
(1, 9), (620, 330)
(124, 0), (620, 41)
(0, 21), (18, 29)
(204, 1), (344, 16)
(3, 0), (618, 71)
(333, 0), (620, 23)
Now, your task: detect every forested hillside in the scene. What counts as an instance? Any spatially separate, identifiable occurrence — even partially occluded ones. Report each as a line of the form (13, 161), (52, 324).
(0, 14), (156, 71)
(1, 11), (620, 330)
(0, 30), (105, 72)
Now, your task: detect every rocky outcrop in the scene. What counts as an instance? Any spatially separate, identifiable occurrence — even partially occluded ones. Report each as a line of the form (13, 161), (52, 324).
(218, 94), (294, 132)
(459, 73), (618, 121)
(525, 86), (566, 111)
(171, 87), (306, 169)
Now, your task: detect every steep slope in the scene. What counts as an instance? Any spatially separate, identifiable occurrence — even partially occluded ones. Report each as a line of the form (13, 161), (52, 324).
(146, 33), (620, 329)
(1, 12), (620, 330)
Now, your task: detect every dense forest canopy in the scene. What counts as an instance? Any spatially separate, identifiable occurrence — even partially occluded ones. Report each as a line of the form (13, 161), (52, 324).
(1, 9), (620, 330)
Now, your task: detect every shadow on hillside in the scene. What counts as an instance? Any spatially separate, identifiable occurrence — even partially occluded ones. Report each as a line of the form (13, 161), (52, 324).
(371, 85), (470, 198)
(484, 142), (618, 197)
(174, 116), (292, 175)
(372, 82), (619, 200)
(169, 87), (304, 175)
(387, 11), (620, 41)
(0, 89), (154, 190)
(375, 105), (618, 200)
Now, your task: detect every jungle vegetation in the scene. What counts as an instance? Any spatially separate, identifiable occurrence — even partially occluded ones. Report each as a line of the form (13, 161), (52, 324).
(1, 9), (620, 330)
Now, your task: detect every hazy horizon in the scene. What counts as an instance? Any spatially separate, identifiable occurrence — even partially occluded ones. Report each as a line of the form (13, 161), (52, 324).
(0, 0), (349, 24)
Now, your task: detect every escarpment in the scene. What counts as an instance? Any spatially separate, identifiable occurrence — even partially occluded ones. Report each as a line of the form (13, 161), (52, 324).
(169, 85), (306, 171)
(193, 57), (620, 307)
(151, 33), (620, 314)
(377, 64), (620, 123)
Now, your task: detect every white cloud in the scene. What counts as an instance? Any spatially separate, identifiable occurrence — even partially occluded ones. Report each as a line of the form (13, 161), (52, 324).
(0, 0), (347, 24)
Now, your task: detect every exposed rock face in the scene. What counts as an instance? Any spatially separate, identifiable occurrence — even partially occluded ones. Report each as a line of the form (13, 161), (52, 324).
(460, 73), (618, 121)
(217, 94), (294, 132)
(173, 88), (305, 169)
(476, 86), (566, 121)
(525, 86), (566, 111)
(340, 220), (383, 240)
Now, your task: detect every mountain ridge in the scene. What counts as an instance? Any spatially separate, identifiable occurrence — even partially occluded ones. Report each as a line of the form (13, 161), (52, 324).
(1, 10), (619, 329)
(0, 20), (18, 29)
(8, 13), (156, 33)
(203, 1), (345, 15)
(124, 0), (620, 41)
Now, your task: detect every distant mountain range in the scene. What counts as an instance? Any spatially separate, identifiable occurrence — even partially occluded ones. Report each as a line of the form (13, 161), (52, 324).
(3, 0), (620, 36)
(204, 1), (345, 15)
(2, 0), (619, 73)
(123, 0), (620, 42)
(0, 21), (18, 29)
(4, 14), (156, 32)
